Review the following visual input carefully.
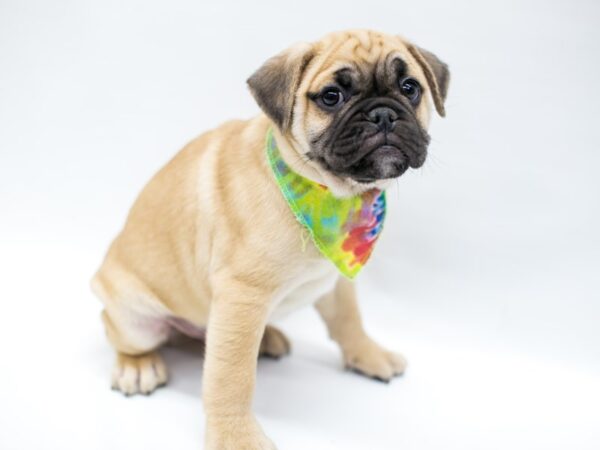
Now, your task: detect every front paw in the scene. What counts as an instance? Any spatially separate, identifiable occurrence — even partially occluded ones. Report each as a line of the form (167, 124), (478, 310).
(343, 338), (407, 382)
(205, 415), (276, 450)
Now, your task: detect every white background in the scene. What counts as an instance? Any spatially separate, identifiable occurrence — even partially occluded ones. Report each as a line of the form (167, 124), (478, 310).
(1, 1), (599, 449)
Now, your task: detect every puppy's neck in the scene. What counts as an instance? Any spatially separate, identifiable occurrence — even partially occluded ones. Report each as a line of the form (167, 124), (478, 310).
(271, 128), (391, 198)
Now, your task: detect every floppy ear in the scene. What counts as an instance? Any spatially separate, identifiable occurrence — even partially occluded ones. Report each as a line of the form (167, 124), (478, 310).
(247, 43), (315, 131)
(407, 44), (450, 117)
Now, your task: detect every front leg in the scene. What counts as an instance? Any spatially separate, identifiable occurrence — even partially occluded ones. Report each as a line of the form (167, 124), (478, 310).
(203, 275), (276, 450)
(315, 277), (407, 382)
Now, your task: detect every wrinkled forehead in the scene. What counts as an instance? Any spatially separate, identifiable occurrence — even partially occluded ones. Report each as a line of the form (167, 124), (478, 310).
(303, 31), (425, 92)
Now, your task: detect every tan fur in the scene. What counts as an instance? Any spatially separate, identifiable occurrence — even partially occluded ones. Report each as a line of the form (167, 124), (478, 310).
(92, 30), (447, 449)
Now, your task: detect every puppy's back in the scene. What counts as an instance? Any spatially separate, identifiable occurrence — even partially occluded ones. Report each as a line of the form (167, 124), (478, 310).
(91, 117), (267, 322)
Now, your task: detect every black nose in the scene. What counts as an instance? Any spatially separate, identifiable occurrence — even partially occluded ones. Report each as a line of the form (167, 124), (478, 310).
(367, 107), (398, 131)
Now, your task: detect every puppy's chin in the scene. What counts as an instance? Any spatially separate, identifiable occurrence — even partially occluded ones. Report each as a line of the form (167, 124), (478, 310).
(343, 143), (426, 186)
(317, 167), (393, 197)
(348, 177), (394, 193)
(349, 146), (411, 184)
(313, 147), (425, 197)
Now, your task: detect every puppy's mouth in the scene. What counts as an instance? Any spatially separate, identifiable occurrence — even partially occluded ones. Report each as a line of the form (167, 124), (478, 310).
(313, 139), (426, 185)
(349, 144), (412, 184)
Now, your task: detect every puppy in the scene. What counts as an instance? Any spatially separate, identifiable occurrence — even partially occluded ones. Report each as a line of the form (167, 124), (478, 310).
(92, 29), (449, 449)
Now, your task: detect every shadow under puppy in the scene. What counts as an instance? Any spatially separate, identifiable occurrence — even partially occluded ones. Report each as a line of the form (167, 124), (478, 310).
(92, 29), (449, 449)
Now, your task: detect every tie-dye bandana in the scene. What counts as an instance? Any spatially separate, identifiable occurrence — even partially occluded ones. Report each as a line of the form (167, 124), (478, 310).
(266, 129), (386, 279)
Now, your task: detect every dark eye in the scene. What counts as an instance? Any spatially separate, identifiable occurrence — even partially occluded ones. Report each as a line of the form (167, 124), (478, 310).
(320, 87), (344, 108)
(400, 78), (421, 104)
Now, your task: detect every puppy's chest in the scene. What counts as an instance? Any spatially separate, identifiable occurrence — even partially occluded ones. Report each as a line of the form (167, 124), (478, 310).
(270, 260), (338, 320)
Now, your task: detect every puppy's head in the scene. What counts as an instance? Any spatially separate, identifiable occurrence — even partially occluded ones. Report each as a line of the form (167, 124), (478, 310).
(248, 30), (449, 192)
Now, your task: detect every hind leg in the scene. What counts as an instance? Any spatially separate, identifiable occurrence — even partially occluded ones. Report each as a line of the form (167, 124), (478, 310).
(102, 305), (170, 395)
(259, 324), (291, 359)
